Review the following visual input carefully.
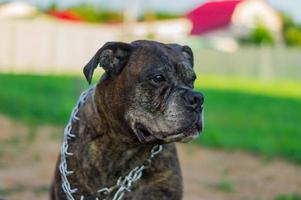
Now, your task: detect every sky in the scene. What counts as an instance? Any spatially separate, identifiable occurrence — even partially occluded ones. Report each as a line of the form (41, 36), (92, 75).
(2, 0), (301, 23)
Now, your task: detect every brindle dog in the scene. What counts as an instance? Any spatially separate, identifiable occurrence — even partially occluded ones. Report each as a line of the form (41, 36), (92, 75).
(51, 40), (204, 200)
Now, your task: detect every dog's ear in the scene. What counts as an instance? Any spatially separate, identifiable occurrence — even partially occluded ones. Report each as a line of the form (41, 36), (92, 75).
(83, 41), (133, 84)
(181, 45), (194, 67)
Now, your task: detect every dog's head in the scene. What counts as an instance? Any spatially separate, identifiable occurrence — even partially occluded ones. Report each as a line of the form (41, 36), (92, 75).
(84, 40), (204, 144)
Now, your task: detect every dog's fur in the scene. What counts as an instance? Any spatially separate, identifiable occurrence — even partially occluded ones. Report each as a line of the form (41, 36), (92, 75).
(51, 40), (204, 200)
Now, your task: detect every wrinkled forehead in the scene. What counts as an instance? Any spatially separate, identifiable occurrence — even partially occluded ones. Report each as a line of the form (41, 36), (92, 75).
(129, 43), (195, 78)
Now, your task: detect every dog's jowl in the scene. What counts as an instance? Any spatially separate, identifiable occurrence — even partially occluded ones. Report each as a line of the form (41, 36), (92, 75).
(51, 40), (204, 200)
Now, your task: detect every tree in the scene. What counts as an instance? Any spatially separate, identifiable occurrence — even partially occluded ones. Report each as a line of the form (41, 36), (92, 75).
(240, 23), (275, 46)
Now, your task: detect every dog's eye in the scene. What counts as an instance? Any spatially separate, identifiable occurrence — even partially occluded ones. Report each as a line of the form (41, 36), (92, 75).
(189, 75), (197, 88)
(151, 74), (166, 84)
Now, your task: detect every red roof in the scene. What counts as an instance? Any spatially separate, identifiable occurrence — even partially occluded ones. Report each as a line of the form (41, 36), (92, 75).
(186, 0), (242, 35)
(49, 10), (82, 22)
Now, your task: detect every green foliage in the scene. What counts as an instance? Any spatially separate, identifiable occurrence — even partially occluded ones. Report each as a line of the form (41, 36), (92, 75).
(241, 24), (275, 45)
(68, 4), (123, 23)
(46, 2), (58, 12)
(282, 14), (301, 47)
(0, 74), (301, 164)
(285, 27), (301, 46)
(139, 12), (182, 21)
(282, 14), (296, 30)
(275, 194), (301, 200)
(155, 12), (182, 20)
(44, 3), (123, 23)
(45, 3), (181, 23)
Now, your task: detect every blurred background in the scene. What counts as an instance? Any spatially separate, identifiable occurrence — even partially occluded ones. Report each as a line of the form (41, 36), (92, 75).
(0, 0), (300, 199)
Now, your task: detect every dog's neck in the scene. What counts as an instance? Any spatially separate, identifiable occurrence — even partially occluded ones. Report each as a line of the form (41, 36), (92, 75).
(64, 89), (152, 196)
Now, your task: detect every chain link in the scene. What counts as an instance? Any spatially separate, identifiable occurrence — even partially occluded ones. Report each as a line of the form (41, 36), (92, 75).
(59, 88), (163, 200)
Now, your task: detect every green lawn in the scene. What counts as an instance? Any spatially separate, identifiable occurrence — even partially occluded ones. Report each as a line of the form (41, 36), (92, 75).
(0, 73), (300, 164)
(0, 74), (85, 125)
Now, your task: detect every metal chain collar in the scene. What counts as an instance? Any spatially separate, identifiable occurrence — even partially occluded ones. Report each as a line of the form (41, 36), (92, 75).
(59, 88), (163, 200)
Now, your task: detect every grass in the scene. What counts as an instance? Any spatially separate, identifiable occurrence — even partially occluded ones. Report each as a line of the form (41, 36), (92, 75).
(194, 86), (301, 164)
(0, 74), (85, 125)
(0, 185), (25, 196)
(275, 194), (301, 200)
(0, 185), (49, 196)
(215, 178), (235, 193)
(196, 74), (301, 99)
(0, 73), (300, 164)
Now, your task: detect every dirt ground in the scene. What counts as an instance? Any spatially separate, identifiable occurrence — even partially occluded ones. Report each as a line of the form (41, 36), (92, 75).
(0, 115), (300, 200)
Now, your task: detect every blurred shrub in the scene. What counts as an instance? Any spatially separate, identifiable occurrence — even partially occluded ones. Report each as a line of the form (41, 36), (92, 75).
(240, 23), (275, 46)
(45, 3), (123, 23)
(284, 27), (301, 46)
(139, 12), (182, 21)
(282, 14), (301, 47)
(155, 12), (182, 20)
(282, 14), (295, 29)
(45, 3), (181, 23)
(46, 2), (58, 12)
(68, 4), (123, 23)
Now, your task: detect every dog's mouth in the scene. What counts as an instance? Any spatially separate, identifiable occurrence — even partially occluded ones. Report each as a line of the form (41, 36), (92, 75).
(133, 111), (204, 144)
(134, 123), (158, 143)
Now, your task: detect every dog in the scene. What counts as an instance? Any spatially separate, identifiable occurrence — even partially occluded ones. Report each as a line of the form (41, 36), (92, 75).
(51, 40), (204, 200)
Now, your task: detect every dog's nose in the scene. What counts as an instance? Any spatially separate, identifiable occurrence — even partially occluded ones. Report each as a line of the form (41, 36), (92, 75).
(183, 91), (204, 110)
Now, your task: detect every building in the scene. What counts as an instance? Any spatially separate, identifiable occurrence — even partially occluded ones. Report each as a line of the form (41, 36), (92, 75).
(0, 1), (37, 19)
(186, 0), (282, 51)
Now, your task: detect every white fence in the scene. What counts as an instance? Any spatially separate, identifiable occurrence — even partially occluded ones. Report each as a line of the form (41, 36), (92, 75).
(0, 18), (189, 74)
(193, 46), (301, 80)
(0, 18), (300, 80)
(0, 18), (123, 74)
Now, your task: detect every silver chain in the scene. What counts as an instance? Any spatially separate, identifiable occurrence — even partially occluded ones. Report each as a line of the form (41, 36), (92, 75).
(59, 88), (163, 200)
